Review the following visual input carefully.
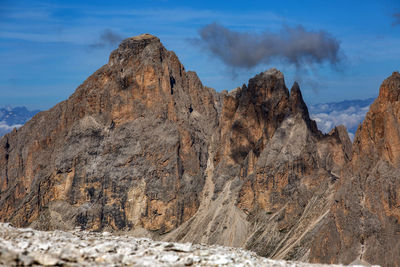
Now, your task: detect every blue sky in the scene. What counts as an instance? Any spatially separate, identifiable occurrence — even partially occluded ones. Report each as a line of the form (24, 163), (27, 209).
(1, 0), (400, 109)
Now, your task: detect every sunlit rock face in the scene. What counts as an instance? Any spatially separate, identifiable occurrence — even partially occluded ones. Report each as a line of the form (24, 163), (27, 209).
(311, 72), (400, 267)
(0, 34), (398, 266)
(0, 34), (220, 234)
(165, 67), (350, 264)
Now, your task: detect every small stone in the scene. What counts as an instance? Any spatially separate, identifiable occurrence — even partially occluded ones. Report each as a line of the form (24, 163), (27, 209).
(192, 256), (201, 263)
(95, 255), (106, 263)
(199, 250), (209, 256)
(211, 255), (231, 265)
(184, 257), (194, 266)
(122, 255), (137, 265)
(0, 248), (18, 263)
(102, 232), (111, 237)
(160, 254), (180, 263)
(18, 254), (34, 266)
(20, 231), (34, 238)
(166, 243), (192, 253)
(30, 251), (59, 266)
(37, 242), (51, 251)
(18, 241), (30, 250)
(59, 248), (77, 262)
(163, 243), (174, 249)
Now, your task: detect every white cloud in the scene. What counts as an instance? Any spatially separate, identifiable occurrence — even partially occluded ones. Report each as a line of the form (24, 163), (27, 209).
(0, 121), (21, 137)
(310, 104), (371, 140)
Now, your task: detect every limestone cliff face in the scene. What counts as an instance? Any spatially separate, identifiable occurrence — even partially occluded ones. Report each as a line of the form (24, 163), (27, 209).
(0, 34), (399, 266)
(311, 72), (400, 267)
(164, 68), (351, 262)
(0, 34), (220, 234)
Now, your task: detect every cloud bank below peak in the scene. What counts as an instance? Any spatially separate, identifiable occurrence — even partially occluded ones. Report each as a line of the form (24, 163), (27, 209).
(309, 98), (375, 140)
(0, 122), (22, 137)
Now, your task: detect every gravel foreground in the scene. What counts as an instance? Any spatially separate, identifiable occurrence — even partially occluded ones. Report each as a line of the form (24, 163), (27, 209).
(0, 223), (376, 267)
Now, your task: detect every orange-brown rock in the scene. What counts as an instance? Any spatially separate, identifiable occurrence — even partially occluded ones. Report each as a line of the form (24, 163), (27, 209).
(0, 34), (219, 234)
(165, 68), (351, 263)
(0, 34), (399, 266)
(311, 72), (400, 267)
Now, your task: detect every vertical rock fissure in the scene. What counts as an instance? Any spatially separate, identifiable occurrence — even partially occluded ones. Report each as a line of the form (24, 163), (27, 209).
(4, 136), (10, 186)
(169, 75), (175, 95)
(37, 180), (41, 212)
(359, 178), (366, 261)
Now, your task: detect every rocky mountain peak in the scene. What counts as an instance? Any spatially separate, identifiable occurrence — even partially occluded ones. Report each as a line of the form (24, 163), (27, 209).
(377, 71), (400, 103)
(118, 33), (160, 48)
(244, 68), (289, 105)
(130, 33), (158, 40)
(262, 68), (284, 79)
(351, 71), (400, 167)
(108, 33), (163, 67)
(289, 81), (306, 113)
(314, 71), (400, 266)
(250, 68), (286, 87)
(289, 81), (320, 134)
(1, 34), (399, 267)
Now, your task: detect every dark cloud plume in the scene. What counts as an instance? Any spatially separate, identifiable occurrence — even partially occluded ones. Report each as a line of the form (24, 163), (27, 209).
(392, 13), (400, 26)
(193, 23), (342, 69)
(90, 29), (123, 49)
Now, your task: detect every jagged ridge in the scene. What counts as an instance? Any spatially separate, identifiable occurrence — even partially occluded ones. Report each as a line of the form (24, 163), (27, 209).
(0, 34), (399, 267)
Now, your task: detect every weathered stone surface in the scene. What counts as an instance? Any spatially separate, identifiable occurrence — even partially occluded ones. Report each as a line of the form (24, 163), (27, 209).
(0, 34), (398, 266)
(311, 72), (400, 267)
(0, 223), (375, 267)
(164, 68), (351, 264)
(0, 34), (219, 234)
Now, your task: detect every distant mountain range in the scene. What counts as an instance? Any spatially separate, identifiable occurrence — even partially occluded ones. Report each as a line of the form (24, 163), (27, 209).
(0, 98), (374, 139)
(0, 106), (40, 137)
